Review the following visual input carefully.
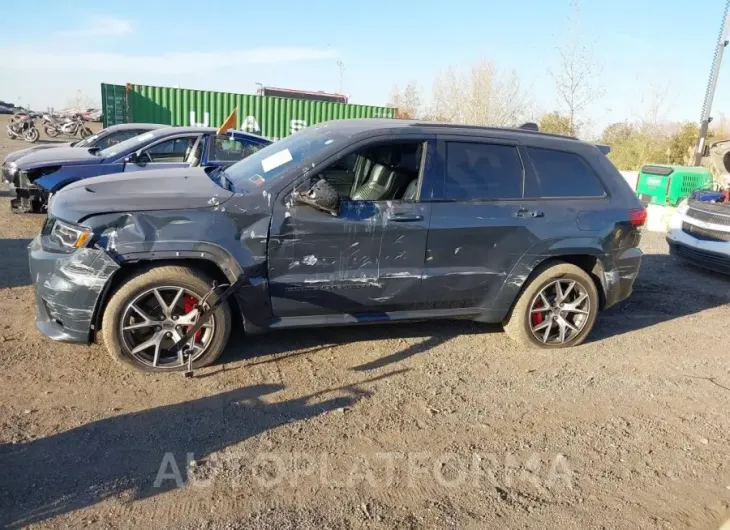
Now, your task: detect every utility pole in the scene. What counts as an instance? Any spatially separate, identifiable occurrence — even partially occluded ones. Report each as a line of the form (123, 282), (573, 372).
(695, 0), (730, 166)
(336, 61), (345, 94)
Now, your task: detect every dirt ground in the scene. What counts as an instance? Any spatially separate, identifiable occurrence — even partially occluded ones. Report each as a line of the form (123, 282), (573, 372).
(0, 115), (729, 529)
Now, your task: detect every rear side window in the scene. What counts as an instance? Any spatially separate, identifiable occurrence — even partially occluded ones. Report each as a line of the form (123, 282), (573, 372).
(527, 147), (605, 198)
(445, 142), (523, 200)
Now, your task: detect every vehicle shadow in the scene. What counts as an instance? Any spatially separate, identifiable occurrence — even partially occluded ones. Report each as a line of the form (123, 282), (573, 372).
(0, 238), (33, 288)
(0, 373), (400, 528)
(224, 252), (729, 369)
(225, 316), (499, 371)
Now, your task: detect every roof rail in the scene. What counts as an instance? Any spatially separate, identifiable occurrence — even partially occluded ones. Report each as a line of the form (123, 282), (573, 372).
(519, 122), (539, 132)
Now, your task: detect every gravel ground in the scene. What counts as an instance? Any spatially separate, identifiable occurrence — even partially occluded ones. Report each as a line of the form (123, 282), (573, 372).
(0, 116), (729, 529)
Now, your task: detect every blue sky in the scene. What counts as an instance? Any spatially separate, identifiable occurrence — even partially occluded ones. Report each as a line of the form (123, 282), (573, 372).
(0, 0), (728, 135)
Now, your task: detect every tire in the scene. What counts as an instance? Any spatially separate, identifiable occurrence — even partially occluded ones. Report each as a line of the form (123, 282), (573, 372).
(24, 127), (39, 143)
(79, 127), (91, 139)
(101, 266), (232, 372)
(502, 262), (599, 349)
(45, 126), (59, 138)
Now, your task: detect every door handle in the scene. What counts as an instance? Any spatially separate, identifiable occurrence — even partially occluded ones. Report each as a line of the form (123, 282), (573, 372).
(391, 213), (423, 222)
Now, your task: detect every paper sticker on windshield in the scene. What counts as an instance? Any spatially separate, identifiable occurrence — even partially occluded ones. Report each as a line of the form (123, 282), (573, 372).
(136, 133), (154, 142)
(249, 174), (265, 186)
(261, 148), (293, 173)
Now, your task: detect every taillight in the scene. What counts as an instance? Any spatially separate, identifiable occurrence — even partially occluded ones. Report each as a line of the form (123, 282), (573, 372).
(629, 208), (647, 227)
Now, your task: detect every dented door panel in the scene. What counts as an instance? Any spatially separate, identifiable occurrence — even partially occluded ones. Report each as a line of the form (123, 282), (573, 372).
(268, 198), (430, 317)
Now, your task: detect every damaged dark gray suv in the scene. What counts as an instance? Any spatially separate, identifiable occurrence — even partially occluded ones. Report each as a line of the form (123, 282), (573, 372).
(29, 119), (645, 372)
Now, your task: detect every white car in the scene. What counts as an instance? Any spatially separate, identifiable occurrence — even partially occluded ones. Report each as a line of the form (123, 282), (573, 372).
(666, 198), (730, 274)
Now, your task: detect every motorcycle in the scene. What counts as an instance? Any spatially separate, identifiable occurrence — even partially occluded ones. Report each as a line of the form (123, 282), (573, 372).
(43, 113), (92, 139)
(7, 113), (40, 143)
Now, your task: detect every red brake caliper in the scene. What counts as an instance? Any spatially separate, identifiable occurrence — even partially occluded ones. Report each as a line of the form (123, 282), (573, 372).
(531, 302), (544, 326)
(183, 295), (202, 342)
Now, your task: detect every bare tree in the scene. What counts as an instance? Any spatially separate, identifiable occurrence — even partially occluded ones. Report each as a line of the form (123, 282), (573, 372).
(549, 0), (603, 135)
(429, 59), (530, 126)
(66, 90), (99, 112)
(388, 82), (422, 119)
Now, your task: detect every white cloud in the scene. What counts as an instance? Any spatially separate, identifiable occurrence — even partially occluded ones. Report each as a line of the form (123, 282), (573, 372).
(56, 15), (134, 37)
(0, 47), (338, 74)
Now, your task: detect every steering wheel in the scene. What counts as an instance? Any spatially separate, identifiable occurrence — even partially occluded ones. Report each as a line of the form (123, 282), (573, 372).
(138, 150), (153, 164)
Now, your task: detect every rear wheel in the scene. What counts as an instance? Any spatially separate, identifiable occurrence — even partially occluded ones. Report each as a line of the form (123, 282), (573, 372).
(45, 126), (59, 138)
(503, 262), (599, 348)
(101, 266), (232, 372)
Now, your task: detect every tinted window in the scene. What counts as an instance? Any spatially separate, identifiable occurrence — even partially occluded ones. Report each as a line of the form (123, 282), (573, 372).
(527, 147), (605, 197)
(445, 142), (523, 200)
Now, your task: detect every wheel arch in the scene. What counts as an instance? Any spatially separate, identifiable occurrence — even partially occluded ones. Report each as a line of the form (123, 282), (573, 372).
(498, 253), (608, 319)
(91, 257), (238, 337)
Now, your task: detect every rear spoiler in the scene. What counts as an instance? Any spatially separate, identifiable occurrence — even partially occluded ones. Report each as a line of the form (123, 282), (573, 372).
(595, 144), (611, 155)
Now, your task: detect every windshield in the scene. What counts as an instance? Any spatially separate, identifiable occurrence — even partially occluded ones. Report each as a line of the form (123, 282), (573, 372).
(98, 131), (160, 158)
(224, 125), (347, 191)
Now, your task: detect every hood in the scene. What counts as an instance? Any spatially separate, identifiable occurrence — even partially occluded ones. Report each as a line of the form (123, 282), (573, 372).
(16, 146), (103, 169)
(3, 142), (75, 165)
(50, 167), (235, 223)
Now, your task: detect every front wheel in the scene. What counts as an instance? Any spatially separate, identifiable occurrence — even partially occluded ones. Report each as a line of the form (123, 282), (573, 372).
(44, 126), (59, 137)
(24, 127), (39, 143)
(101, 266), (232, 372)
(503, 262), (599, 348)
(79, 126), (92, 139)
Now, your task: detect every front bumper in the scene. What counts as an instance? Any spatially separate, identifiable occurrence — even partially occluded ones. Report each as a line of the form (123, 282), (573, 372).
(29, 237), (120, 343)
(666, 228), (730, 274)
(665, 209), (730, 275)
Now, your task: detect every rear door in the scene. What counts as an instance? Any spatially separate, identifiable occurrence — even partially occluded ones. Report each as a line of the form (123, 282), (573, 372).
(423, 137), (541, 309)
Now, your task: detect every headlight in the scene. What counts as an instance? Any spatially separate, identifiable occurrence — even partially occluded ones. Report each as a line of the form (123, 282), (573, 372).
(49, 219), (92, 250)
(676, 199), (689, 215)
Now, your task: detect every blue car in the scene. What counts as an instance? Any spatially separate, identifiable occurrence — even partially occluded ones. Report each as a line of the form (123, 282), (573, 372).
(7, 126), (271, 212)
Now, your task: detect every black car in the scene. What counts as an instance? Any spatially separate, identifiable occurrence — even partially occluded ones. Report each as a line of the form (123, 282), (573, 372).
(29, 119), (645, 372)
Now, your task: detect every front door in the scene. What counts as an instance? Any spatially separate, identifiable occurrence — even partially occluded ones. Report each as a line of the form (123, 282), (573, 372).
(267, 139), (437, 318)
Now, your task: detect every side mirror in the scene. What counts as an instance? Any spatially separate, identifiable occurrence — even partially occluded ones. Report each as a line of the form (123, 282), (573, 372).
(293, 179), (340, 216)
(124, 152), (138, 164)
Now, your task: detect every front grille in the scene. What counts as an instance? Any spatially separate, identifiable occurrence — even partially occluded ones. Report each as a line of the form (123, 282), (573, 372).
(685, 207), (730, 226)
(673, 243), (730, 270)
(682, 222), (730, 242)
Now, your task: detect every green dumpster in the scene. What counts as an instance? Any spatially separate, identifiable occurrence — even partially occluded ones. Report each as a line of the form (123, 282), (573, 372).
(636, 164), (713, 206)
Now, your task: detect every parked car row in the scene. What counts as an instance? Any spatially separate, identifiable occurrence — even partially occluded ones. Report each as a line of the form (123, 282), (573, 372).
(2, 118), (650, 373)
(2, 124), (271, 212)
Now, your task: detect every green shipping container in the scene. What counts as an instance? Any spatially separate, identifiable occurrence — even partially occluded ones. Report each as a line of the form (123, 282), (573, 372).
(100, 83), (395, 139)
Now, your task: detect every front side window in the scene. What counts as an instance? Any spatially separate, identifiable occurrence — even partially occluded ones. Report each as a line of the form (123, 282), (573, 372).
(142, 136), (198, 163)
(444, 142), (523, 200)
(527, 147), (605, 198)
